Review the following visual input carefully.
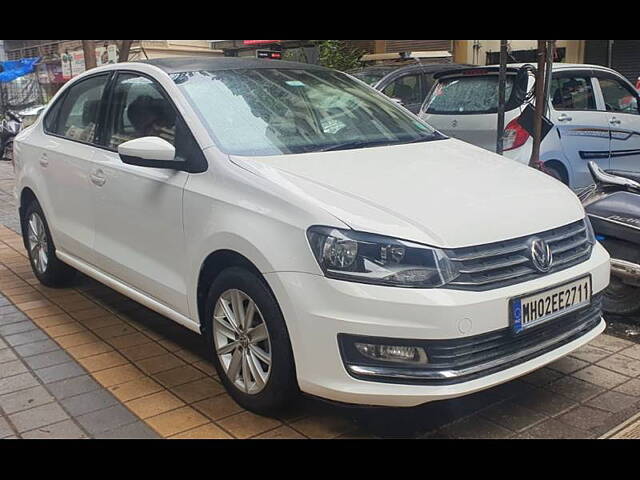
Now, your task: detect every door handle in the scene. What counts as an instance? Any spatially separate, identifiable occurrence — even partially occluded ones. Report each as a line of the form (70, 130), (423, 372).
(610, 117), (622, 126)
(557, 114), (573, 122)
(39, 154), (49, 167)
(90, 169), (106, 187)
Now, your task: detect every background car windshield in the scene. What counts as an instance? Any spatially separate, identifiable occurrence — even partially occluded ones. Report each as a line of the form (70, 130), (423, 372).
(350, 70), (388, 86)
(172, 68), (439, 156)
(425, 75), (515, 114)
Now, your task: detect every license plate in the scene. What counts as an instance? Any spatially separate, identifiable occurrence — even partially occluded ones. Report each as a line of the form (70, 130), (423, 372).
(511, 276), (592, 333)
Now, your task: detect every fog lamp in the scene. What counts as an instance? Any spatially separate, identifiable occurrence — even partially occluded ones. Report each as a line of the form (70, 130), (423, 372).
(355, 342), (428, 365)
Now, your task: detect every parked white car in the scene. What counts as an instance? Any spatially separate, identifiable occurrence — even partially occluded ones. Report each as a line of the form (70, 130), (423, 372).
(420, 64), (640, 190)
(13, 58), (610, 413)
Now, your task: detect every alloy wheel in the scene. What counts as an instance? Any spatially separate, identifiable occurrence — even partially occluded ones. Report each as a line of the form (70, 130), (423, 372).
(213, 289), (272, 394)
(27, 212), (48, 275)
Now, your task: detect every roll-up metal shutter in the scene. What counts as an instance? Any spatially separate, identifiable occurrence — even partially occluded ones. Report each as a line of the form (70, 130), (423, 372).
(385, 40), (453, 53)
(585, 40), (640, 84)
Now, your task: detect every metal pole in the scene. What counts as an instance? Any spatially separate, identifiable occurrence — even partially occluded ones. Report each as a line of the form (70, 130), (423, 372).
(529, 40), (547, 169)
(496, 40), (508, 155)
(544, 40), (555, 118)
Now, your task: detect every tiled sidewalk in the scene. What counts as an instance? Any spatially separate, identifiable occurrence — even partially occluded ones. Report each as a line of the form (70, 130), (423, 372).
(1, 163), (640, 439)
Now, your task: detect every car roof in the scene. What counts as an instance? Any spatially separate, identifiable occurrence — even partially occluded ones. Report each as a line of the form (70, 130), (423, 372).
(132, 56), (330, 74)
(351, 62), (472, 75)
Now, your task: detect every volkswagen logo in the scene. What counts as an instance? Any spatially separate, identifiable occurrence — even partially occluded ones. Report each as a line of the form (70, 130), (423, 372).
(529, 238), (553, 273)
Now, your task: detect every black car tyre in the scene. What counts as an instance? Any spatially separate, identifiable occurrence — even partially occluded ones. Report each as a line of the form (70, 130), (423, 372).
(22, 200), (77, 287)
(601, 238), (640, 316)
(203, 266), (298, 415)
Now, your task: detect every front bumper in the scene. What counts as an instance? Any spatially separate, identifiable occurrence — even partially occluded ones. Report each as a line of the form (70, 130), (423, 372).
(264, 242), (610, 407)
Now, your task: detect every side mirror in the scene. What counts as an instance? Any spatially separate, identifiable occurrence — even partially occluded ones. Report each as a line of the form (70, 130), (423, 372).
(118, 137), (182, 170)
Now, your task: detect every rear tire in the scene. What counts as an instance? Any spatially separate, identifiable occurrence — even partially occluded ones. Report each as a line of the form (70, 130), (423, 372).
(22, 200), (77, 287)
(202, 266), (298, 416)
(601, 238), (640, 316)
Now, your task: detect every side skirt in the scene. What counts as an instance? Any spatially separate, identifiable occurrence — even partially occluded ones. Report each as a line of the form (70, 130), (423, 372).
(56, 250), (202, 334)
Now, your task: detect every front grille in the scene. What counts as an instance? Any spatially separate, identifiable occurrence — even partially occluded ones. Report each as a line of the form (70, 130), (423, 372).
(445, 220), (593, 291)
(341, 294), (603, 386)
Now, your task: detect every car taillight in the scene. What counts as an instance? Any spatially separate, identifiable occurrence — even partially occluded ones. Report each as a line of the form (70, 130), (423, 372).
(503, 118), (530, 151)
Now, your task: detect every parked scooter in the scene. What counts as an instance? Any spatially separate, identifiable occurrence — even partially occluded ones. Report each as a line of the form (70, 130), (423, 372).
(0, 110), (23, 161)
(580, 161), (640, 316)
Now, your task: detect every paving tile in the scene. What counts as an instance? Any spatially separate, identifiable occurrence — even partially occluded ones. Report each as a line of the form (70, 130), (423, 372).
(254, 425), (307, 439)
(107, 376), (164, 403)
(145, 406), (209, 437)
(586, 391), (639, 413)
(511, 387), (578, 417)
(47, 375), (102, 400)
(0, 320), (37, 336)
(0, 417), (15, 438)
(171, 377), (225, 404)
(436, 415), (513, 439)
(170, 422), (233, 439)
(34, 361), (86, 384)
(614, 379), (640, 397)
(93, 323), (138, 341)
(22, 349), (72, 370)
(107, 332), (153, 349)
(76, 404), (139, 435)
(0, 372), (39, 395)
(55, 331), (101, 349)
(557, 406), (614, 432)
(597, 354), (640, 377)
(570, 344), (612, 363)
(520, 418), (594, 439)
(4, 329), (49, 347)
(14, 339), (59, 357)
(0, 311), (28, 326)
(60, 389), (120, 416)
(193, 393), (244, 421)
(571, 365), (629, 389)
(70, 306), (111, 321)
(119, 342), (169, 362)
(0, 385), (54, 415)
(76, 351), (128, 373)
(79, 315), (124, 330)
(590, 335), (634, 353)
(547, 376), (605, 402)
(0, 348), (17, 364)
(0, 360), (28, 379)
(192, 360), (217, 377)
(125, 390), (185, 419)
(43, 322), (88, 338)
(289, 413), (357, 439)
(94, 421), (160, 439)
(32, 314), (76, 329)
(620, 345), (640, 361)
(136, 353), (186, 375)
(65, 341), (114, 360)
(92, 364), (145, 387)
(152, 365), (205, 388)
(21, 419), (89, 439)
(8, 402), (69, 433)
(216, 411), (282, 439)
(23, 305), (64, 319)
(480, 400), (547, 432)
(173, 348), (205, 364)
(548, 356), (590, 375)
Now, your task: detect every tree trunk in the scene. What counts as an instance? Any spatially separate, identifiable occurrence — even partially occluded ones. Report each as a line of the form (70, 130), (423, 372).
(118, 40), (133, 62)
(82, 40), (97, 70)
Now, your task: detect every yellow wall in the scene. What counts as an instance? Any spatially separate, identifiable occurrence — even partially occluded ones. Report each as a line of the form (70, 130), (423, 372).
(454, 40), (585, 65)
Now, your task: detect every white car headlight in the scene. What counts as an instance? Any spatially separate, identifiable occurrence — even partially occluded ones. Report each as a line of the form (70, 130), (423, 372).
(307, 226), (459, 288)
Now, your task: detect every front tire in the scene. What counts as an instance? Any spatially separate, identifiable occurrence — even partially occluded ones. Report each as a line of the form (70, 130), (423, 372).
(203, 267), (298, 415)
(22, 200), (77, 287)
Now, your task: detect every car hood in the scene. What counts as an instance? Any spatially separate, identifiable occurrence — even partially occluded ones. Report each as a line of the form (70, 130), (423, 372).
(230, 139), (585, 248)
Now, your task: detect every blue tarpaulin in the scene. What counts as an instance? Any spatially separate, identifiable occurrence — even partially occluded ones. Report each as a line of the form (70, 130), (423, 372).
(0, 57), (40, 83)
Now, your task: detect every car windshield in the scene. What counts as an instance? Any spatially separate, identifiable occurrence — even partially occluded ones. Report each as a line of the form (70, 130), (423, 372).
(424, 74), (516, 115)
(172, 68), (441, 157)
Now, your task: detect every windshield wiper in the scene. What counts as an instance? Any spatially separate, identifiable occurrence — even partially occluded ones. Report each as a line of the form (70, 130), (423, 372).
(316, 134), (445, 153)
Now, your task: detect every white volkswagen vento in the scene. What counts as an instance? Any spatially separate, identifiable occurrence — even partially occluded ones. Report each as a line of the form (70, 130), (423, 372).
(12, 58), (610, 414)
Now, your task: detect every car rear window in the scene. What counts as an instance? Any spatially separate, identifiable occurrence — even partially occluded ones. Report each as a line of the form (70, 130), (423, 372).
(424, 74), (517, 115)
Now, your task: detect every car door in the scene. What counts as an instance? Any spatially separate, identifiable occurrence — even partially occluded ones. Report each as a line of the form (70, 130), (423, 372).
(594, 72), (640, 173)
(381, 72), (424, 113)
(91, 71), (192, 316)
(548, 71), (611, 188)
(40, 73), (111, 263)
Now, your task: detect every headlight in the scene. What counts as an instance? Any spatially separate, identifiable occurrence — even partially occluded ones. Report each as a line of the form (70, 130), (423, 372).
(307, 226), (459, 288)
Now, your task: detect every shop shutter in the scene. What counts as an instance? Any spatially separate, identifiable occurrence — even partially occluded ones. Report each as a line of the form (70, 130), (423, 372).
(585, 40), (640, 84)
(385, 40), (452, 53)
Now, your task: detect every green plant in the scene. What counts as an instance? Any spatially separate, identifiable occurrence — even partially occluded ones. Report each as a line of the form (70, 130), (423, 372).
(316, 40), (364, 72)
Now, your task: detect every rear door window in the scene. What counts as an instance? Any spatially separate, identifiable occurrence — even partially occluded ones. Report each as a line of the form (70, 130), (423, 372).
(424, 75), (515, 114)
(382, 74), (423, 106)
(598, 77), (639, 115)
(550, 76), (597, 111)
